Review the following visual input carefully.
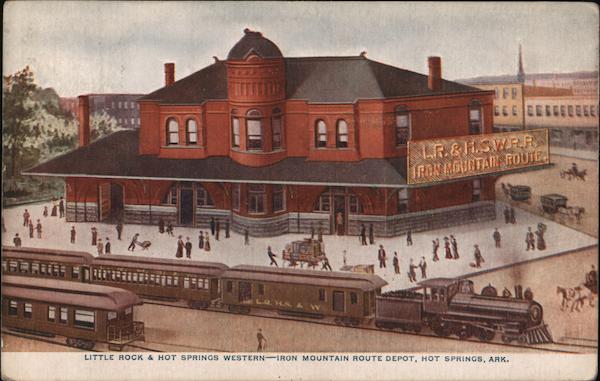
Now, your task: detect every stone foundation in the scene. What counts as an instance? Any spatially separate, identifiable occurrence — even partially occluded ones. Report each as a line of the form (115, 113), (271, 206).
(66, 202), (98, 222)
(123, 205), (177, 225)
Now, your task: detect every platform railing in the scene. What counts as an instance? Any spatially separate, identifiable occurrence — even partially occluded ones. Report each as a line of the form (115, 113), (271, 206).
(107, 321), (145, 344)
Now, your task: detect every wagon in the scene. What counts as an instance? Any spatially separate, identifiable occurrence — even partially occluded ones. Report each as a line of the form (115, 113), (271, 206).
(540, 194), (568, 214)
(283, 238), (326, 267)
(509, 185), (532, 202)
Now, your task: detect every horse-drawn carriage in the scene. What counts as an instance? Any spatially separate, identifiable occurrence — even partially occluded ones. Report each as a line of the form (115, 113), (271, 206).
(283, 238), (326, 268)
(540, 194), (585, 224)
(501, 183), (532, 203)
(560, 163), (587, 181)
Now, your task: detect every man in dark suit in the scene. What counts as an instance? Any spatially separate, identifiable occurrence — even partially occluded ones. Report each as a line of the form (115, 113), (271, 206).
(59, 197), (65, 218)
(369, 224), (375, 245)
(377, 245), (386, 268)
(210, 217), (216, 236)
(215, 219), (221, 241)
(360, 224), (367, 246)
(185, 237), (192, 258)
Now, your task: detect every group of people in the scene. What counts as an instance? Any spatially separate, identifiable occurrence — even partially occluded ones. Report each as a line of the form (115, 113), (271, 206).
(525, 223), (547, 251)
(376, 244), (426, 283)
(503, 206), (517, 224)
(12, 199), (65, 247)
(172, 217), (235, 259)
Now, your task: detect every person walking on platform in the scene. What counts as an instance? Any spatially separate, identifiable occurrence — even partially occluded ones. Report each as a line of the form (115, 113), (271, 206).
(215, 219), (221, 241)
(377, 245), (387, 268)
(503, 207), (510, 224)
(225, 220), (230, 239)
(419, 257), (427, 279)
(360, 224), (367, 246)
(432, 238), (440, 261)
(97, 238), (104, 255)
(244, 228), (250, 245)
(473, 245), (484, 268)
(166, 222), (174, 237)
(210, 217), (216, 236)
(406, 230), (413, 246)
(444, 237), (452, 259)
(408, 259), (417, 283)
(450, 235), (459, 259)
(43, 206), (48, 218)
(28, 221), (34, 238)
(199, 231), (204, 249)
(59, 197), (65, 218)
(267, 246), (278, 267)
(493, 228), (501, 248)
(13, 233), (22, 247)
(36, 220), (42, 239)
(158, 217), (165, 234)
(116, 221), (123, 240)
(257, 329), (267, 352)
(510, 206), (516, 224)
(23, 209), (30, 227)
(525, 227), (535, 251)
(70, 226), (76, 244)
(176, 236), (184, 258)
(393, 252), (400, 274)
(91, 227), (98, 246)
(369, 224), (375, 245)
(204, 232), (211, 252)
(128, 233), (140, 251)
(185, 237), (192, 258)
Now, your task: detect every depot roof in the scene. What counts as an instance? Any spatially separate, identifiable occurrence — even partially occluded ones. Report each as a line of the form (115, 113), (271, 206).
(24, 130), (409, 188)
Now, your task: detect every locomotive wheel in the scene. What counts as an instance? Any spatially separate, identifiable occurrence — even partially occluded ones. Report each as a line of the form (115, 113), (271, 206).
(477, 329), (495, 342)
(517, 335), (527, 344)
(457, 326), (473, 340)
(432, 321), (450, 337)
(501, 335), (513, 343)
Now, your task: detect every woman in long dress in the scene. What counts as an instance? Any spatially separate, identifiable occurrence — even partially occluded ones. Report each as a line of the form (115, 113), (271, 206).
(51, 202), (58, 217)
(204, 232), (211, 252)
(535, 229), (546, 250)
(444, 237), (452, 259)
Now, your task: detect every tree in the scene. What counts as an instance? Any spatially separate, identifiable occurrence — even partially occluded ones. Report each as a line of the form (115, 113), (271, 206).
(2, 66), (40, 181)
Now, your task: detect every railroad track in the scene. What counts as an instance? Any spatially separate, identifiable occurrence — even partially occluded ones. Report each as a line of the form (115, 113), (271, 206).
(142, 300), (595, 354)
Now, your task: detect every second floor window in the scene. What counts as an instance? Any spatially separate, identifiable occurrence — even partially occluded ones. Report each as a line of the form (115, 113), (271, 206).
(246, 110), (263, 150)
(502, 88), (509, 99)
(469, 102), (482, 135)
(560, 105), (566, 117)
(536, 105), (543, 116)
(502, 106), (508, 116)
(336, 120), (349, 148)
(568, 105), (574, 117)
(545, 105), (551, 116)
(272, 108), (282, 150)
(553, 105), (559, 116)
(512, 106), (518, 116)
(186, 119), (198, 145)
(527, 105), (534, 116)
(494, 106), (499, 116)
(167, 118), (179, 145)
(511, 88), (518, 99)
(395, 107), (409, 145)
(316, 120), (327, 148)
(232, 116), (240, 148)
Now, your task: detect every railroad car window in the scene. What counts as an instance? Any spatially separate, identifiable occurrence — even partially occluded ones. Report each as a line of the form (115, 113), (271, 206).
(32, 263), (39, 274)
(60, 265), (66, 277)
(60, 307), (68, 324)
(93, 269), (98, 279)
(112, 272), (117, 281)
(126, 307), (132, 315)
(72, 266), (80, 278)
(431, 288), (438, 301)
(40, 263), (47, 274)
(174, 276), (179, 287)
(9, 261), (18, 272)
(53, 264), (59, 276)
(128, 272), (133, 282)
(20, 261), (29, 273)
(150, 274), (155, 284)
(102, 269), (107, 280)
(144, 274), (149, 283)
(191, 278), (197, 289)
(184, 277), (190, 288)
(155, 276), (161, 286)
(226, 281), (233, 293)
(123, 271), (128, 281)
(161, 275), (166, 286)
(1, 260), (7, 272)
(258, 284), (264, 295)
(350, 292), (358, 304)
(108, 312), (117, 320)
(24, 303), (33, 318)
(440, 289), (446, 302)
(74, 310), (95, 330)
(166, 276), (173, 286)
(318, 289), (326, 301)
(204, 279), (209, 289)
(8, 300), (18, 316)
(133, 273), (138, 282)
(115, 271), (121, 281)
(48, 306), (56, 322)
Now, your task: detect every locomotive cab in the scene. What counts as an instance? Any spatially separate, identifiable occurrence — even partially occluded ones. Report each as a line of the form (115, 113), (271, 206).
(420, 278), (471, 315)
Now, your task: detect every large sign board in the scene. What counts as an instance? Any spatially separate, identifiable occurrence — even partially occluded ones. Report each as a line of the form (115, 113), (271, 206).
(407, 129), (550, 185)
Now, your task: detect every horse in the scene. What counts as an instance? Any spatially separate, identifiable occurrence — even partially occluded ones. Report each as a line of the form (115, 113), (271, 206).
(556, 286), (576, 311)
(573, 284), (595, 310)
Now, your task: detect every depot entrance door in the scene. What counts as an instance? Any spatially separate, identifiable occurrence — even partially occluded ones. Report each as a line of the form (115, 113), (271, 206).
(179, 187), (194, 226)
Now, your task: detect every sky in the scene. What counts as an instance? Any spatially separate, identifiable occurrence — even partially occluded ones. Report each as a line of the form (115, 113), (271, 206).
(3, 1), (599, 97)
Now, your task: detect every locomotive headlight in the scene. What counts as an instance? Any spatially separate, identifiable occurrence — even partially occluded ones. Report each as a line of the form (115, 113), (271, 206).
(529, 304), (543, 324)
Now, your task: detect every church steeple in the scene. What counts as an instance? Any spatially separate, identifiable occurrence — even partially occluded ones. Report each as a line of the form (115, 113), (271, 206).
(517, 44), (525, 83)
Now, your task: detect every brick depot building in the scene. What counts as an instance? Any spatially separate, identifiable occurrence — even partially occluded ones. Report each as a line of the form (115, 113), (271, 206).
(27, 29), (499, 237)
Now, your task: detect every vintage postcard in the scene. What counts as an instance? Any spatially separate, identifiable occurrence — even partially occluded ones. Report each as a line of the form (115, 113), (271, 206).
(1, 2), (598, 380)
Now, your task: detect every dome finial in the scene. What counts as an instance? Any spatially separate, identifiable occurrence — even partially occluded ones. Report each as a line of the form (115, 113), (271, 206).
(244, 28), (251, 34)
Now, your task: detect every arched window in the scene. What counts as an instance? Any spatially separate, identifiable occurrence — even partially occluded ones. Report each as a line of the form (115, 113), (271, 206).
(395, 106), (410, 145)
(272, 108), (283, 150)
(231, 109), (240, 148)
(166, 118), (179, 145)
(196, 186), (214, 207)
(336, 120), (349, 148)
(469, 101), (482, 135)
(246, 109), (262, 150)
(162, 186), (177, 205)
(315, 120), (327, 148)
(186, 119), (198, 145)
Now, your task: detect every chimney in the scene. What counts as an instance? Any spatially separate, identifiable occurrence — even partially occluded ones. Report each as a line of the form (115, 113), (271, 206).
(428, 56), (442, 91)
(164, 63), (175, 86)
(77, 95), (90, 147)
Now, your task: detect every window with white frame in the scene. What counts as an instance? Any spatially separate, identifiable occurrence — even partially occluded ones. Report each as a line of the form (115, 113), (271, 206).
(196, 186), (214, 207)
(314, 193), (331, 212)
(74, 310), (95, 329)
(469, 102), (482, 135)
(60, 307), (68, 323)
(248, 184), (266, 213)
(186, 119), (198, 145)
(511, 88), (518, 99)
(48, 306), (56, 322)
(560, 105), (566, 117)
(231, 110), (240, 148)
(9, 300), (18, 316)
(398, 188), (409, 213)
(272, 185), (285, 212)
(315, 120), (327, 148)
(512, 106), (518, 116)
(24, 303), (33, 318)
(536, 105), (543, 116)
(336, 120), (349, 148)
(472, 179), (482, 202)
(272, 108), (283, 149)
(502, 106), (508, 116)
(527, 105), (534, 116)
(246, 109), (263, 150)
(395, 106), (410, 145)
(167, 118), (179, 145)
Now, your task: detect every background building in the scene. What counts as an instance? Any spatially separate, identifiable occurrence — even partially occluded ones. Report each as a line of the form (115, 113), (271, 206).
(59, 94), (145, 129)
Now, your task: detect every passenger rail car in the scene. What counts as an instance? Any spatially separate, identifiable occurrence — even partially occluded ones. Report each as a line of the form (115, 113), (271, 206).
(91, 255), (228, 308)
(1, 275), (144, 350)
(376, 278), (552, 344)
(2, 247), (94, 282)
(221, 265), (388, 325)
